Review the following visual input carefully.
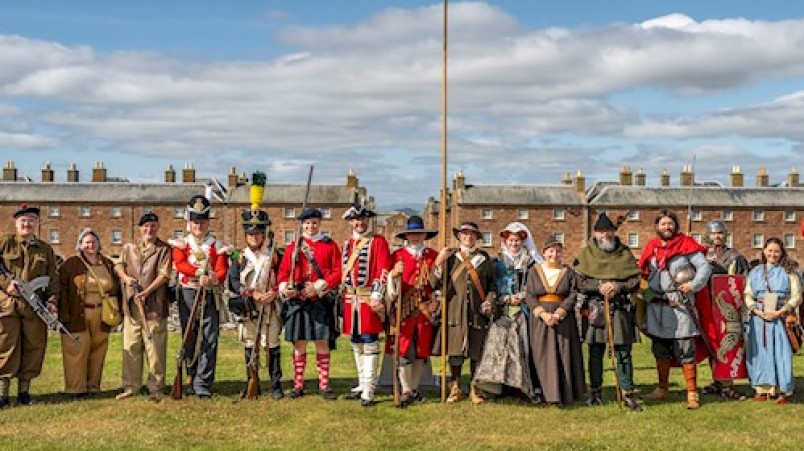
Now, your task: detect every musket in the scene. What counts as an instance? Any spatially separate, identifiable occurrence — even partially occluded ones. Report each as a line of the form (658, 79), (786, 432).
(392, 283), (403, 407)
(245, 304), (265, 400)
(602, 292), (622, 410)
(131, 281), (152, 341)
(289, 166), (314, 292)
(0, 261), (79, 345)
(171, 285), (205, 400)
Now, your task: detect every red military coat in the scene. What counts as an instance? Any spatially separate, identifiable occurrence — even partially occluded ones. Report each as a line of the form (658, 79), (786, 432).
(386, 246), (438, 357)
(276, 236), (341, 297)
(171, 234), (229, 288)
(341, 234), (391, 335)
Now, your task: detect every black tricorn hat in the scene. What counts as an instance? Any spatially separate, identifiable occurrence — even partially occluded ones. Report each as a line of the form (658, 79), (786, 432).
(593, 212), (617, 231)
(452, 221), (483, 240)
(186, 195), (211, 221)
(241, 209), (270, 233)
(342, 190), (377, 220)
(395, 215), (438, 240)
(13, 203), (40, 218)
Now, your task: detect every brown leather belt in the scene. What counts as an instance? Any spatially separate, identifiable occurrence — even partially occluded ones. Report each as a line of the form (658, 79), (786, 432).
(83, 302), (102, 309)
(537, 294), (564, 303)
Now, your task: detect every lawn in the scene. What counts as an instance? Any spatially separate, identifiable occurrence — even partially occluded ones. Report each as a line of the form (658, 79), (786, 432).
(0, 331), (802, 450)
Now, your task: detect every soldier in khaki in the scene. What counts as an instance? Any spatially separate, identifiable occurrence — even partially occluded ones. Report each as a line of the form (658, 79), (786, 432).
(114, 212), (172, 400)
(0, 204), (59, 408)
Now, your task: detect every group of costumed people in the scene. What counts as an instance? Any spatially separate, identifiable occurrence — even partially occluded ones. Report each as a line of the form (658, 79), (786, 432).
(0, 174), (802, 410)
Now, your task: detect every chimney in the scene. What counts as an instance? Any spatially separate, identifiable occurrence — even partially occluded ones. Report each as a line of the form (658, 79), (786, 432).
(239, 171), (248, 185)
(182, 163), (196, 183)
(561, 171), (572, 186)
(660, 169), (670, 187)
(346, 168), (358, 189)
(453, 170), (466, 190)
(619, 165), (633, 186)
(228, 166), (239, 189)
(92, 161), (107, 182)
(573, 170), (586, 196)
(635, 168), (646, 186)
(41, 161), (54, 182)
(730, 165), (744, 187)
(756, 167), (769, 187)
(680, 165), (694, 187)
(788, 166), (800, 187)
(165, 164), (176, 183)
(67, 163), (79, 182)
(3, 161), (17, 181)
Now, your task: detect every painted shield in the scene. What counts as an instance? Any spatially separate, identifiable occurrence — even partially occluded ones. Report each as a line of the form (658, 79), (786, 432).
(699, 274), (748, 380)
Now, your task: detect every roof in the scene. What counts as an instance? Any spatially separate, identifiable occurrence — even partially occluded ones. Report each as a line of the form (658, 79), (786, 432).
(458, 184), (583, 206)
(227, 184), (358, 205)
(589, 185), (804, 208)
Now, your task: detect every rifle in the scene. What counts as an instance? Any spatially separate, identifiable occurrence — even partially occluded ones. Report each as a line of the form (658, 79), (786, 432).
(171, 286), (205, 400)
(131, 282), (152, 341)
(289, 166), (315, 292)
(0, 262), (79, 345)
(245, 304), (266, 400)
(602, 293), (622, 410)
(392, 284), (403, 407)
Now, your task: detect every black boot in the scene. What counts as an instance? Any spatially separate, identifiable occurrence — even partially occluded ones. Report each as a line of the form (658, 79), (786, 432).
(586, 387), (602, 406)
(17, 392), (33, 406)
(623, 391), (644, 412)
(241, 347), (253, 399)
(0, 396), (9, 409)
(269, 347), (284, 399)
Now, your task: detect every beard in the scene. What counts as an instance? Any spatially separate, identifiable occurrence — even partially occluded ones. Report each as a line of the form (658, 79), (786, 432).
(597, 237), (617, 252)
(656, 229), (675, 240)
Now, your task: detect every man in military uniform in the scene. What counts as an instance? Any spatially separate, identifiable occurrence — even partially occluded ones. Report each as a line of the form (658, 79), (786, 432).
(340, 199), (391, 407)
(574, 213), (643, 411)
(702, 220), (750, 400)
(170, 195), (230, 399)
(0, 204), (59, 408)
(227, 208), (282, 399)
(115, 212), (172, 400)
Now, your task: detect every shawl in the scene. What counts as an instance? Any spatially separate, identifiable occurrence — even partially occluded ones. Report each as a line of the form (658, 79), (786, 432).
(638, 233), (706, 276)
(574, 237), (640, 280)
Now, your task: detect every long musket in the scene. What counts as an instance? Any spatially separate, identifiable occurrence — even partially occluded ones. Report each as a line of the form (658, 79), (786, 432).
(289, 166), (315, 291)
(245, 304), (266, 400)
(131, 282), (152, 341)
(171, 257), (208, 400)
(603, 293), (622, 410)
(392, 283), (403, 407)
(0, 261), (79, 345)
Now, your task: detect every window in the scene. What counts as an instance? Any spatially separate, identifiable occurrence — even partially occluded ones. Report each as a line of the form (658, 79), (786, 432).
(752, 234), (764, 248)
(553, 233), (565, 245)
(627, 233), (639, 248)
(284, 230), (295, 244)
(784, 234), (796, 249)
(690, 209), (702, 221)
(691, 233), (702, 243)
(111, 229), (122, 245)
(726, 234), (733, 248)
(627, 210), (640, 221)
(752, 210), (764, 221)
(142, 206), (153, 215)
(517, 209), (529, 220)
(48, 229), (60, 244)
(173, 206), (184, 218)
(320, 207), (332, 219)
(173, 230), (183, 239)
(481, 209), (493, 220)
(481, 232), (492, 247)
(552, 209), (565, 220)
(784, 210), (796, 222)
(722, 210), (733, 222)
(283, 208), (295, 219)
(79, 206), (91, 217)
(48, 206), (60, 217)
(110, 206), (122, 218)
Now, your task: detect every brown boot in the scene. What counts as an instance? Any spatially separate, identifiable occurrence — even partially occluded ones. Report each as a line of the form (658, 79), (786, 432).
(446, 381), (462, 404)
(683, 363), (699, 410)
(470, 384), (485, 405)
(645, 359), (671, 401)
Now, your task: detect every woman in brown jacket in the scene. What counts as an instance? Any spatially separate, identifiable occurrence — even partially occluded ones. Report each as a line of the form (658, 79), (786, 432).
(58, 228), (121, 398)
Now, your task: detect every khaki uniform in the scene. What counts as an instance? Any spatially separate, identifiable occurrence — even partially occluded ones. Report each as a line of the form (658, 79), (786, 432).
(0, 234), (59, 381)
(116, 239), (172, 394)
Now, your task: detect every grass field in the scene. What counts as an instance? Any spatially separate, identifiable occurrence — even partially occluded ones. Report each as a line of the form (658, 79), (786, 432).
(0, 331), (802, 450)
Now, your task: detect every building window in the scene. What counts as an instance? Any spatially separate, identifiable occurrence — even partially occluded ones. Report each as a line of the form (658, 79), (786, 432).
(517, 209), (529, 220)
(752, 210), (764, 221)
(722, 210), (733, 222)
(726, 234), (733, 248)
(283, 208), (295, 219)
(320, 207), (332, 219)
(553, 233), (565, 245)
(48, 229), (59, 244)
(784, 210), (796, 222)
(626, 210), (639, 221)
(48, 206), (60, 217)
(481, 209), (493, 220)
(481, 232), (493, 247)
(110, 206), (122, 218)
(752, 234), (764, 248)
(173, 206), (184, 218)
(111, 229), (122, 245)
(142, 206), (153, 215)
(784, 234), (795, 249)
(284, 230), (295, 244)
(690, 209), (702, 221)
(627, 233), (639, 248)
(173, 230), (183, 239)
(691, 233), (702, 244)
(552, 209), (565, 220)
(79, 206), (91, 217)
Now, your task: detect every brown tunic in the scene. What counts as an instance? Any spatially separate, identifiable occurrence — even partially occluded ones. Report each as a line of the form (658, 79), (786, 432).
(58, 253), (121, 333)
(526, 264), (585, 404)
(116, 238), (172, 319)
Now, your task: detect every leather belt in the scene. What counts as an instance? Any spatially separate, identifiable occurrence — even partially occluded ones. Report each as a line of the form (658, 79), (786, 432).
(83, 302), (102, 309)
(537, 294), (563, 303)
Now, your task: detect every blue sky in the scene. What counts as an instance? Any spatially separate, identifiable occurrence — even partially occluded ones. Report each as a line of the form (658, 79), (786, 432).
(2, 1), (803, 207)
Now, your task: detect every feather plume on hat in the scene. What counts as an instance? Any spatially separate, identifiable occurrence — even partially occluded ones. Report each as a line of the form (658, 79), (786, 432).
(250, 171), (267, 211)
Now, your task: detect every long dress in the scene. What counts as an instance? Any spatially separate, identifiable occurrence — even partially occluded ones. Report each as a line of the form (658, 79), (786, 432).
(526, 263), (585, 405)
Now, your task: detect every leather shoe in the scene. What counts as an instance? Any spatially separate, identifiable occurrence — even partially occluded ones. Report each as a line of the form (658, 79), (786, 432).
(271, 388), (284, 400)
(17, 392), (33, 406)
(319, 389), (337, 401)
(289, 388), (304, 399)
(342, 390), (362, 400)
(360, 398), (376, 407)
(0, 396), (9, 409)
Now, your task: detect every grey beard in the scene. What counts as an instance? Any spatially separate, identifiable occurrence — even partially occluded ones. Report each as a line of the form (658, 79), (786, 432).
(597, 237), (617, 252)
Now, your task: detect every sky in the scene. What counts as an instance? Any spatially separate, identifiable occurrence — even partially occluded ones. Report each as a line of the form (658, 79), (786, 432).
(2, 1), (804, 209)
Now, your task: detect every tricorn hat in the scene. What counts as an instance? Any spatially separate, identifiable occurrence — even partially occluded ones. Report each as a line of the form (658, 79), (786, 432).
(593, 212), (617, 231)
(395, 215), (438, 240)
(342, 190), (377, 220)
(241, 209), (270, 233)
(452, 221), (483, 240)
(13, 203), (40, 218)
(186, 195), (211, 221)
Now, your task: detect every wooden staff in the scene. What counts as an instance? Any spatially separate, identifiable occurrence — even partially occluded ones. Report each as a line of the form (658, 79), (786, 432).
(439, 0), (450, 405)
(603, 293), (623, 410)
(132, 282), (152, 341)
(393, 284), (403, 407)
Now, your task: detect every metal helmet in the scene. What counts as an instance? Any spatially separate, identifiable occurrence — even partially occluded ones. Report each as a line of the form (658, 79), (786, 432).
(705, 220), (727, 234)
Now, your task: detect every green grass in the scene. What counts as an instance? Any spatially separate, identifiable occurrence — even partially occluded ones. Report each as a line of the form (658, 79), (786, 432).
(1, 332), (803, 450)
